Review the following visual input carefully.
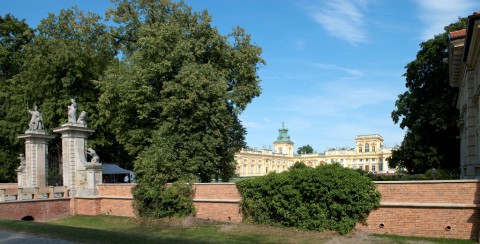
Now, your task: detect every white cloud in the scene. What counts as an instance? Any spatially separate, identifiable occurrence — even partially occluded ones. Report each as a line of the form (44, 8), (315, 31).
(314, 63), (364, 76)
(308, 0), (369, 45)
(414, 0), (477, 40)
(241, 121), (263, 129)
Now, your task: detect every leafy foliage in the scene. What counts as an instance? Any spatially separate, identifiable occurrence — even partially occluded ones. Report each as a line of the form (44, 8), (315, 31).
(297, 144), (314, 155)
(237, 163), (380, 234)
(0, 9), (131, 182)
(390, 18), (467, 174)
(0, 14), (34, 182)
(99, 0), (263, 183)
(100, 0), (263, 216)
(132, 179), (195, 218)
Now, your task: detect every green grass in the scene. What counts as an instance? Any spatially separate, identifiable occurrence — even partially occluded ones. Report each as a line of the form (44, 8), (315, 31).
(0, 215), (476, 244)
(371, 233), (475, 244)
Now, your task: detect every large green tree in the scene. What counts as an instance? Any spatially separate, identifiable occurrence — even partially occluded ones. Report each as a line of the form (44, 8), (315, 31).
(0, 9), (128, 182)
(390, 18), (466, 174)
(98, 0), (263, 216)
(99, 0), (263, 182)
(0, 14), (34, 182)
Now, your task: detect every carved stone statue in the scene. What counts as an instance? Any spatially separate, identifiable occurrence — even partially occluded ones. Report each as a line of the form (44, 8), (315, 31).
(68, 98), (77, 123)
(87, 148), (100, 165)
(77, 111), (88, 127)
(28, 105), (44, 130)
(17, 153), (26, 169)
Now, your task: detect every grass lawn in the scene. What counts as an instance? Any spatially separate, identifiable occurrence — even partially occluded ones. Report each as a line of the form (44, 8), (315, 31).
(0, 215), (475, 244)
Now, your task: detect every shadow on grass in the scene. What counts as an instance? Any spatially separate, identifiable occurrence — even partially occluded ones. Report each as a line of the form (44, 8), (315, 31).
(0, 217), (263, 244)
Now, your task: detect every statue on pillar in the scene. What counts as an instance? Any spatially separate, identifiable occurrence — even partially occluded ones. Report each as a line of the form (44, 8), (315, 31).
(77, 111), (88, 127)
(87, 148), (100, 165)
(68, 98), (77, 123)
(28, 105), (44, 130)
(17, 153), (26, 170)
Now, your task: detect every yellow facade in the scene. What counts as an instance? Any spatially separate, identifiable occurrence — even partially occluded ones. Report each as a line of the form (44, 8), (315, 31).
(235, 124), (394, 177)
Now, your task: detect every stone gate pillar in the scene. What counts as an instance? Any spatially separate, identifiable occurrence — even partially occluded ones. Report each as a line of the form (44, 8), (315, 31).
(53, 124), (95, 197)
(52, 99), (102, 197)
(17, 131), (55, 187)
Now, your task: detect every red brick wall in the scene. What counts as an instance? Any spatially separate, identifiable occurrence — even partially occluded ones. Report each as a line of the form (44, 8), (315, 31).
(0, 199), (70, 220)
(194, 202), (242, 222)
(94, 183), (242, 221)
(375, 181), (479, 204)
(2, 181), (480, 240)
(100, 198), (135, 217)
(0, 183), (18, 189)
(192, 183), (242, 222)
(193, 183), (242, 200)
(72, 198), (101, 215)
(98, 184), (134, 197)
(356, 180), (480, 240)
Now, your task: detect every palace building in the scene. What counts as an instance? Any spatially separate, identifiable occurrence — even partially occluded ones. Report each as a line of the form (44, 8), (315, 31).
(449, 11), (480, 179)
(234, 123), (395, 177)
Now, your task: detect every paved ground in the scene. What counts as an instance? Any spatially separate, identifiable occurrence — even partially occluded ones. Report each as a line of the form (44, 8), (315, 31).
(0, 230), (73, 244)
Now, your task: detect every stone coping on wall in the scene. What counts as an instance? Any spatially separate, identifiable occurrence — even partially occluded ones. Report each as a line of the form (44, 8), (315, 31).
(75, 196), (133, 200)
(373, 179), (480, 184)
(193, 199), (241, 203)
(74, 196), (241, 203)
(193, 183), (237, 185)
(380, 202), (480, 208)
(0, 198), (70, 204)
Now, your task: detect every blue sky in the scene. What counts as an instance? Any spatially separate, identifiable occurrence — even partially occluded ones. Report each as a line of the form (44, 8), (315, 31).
(1, 0), (479, 152)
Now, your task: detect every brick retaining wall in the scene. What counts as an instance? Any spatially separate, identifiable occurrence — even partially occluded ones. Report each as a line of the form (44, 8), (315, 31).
(93, 183), (241, 221)
(2, 181), (480, 240)
(355, 180), (480, 240)
(192, 183), (242, 222)
(0, 183), (18, 189)
(0, 199), (70, 220)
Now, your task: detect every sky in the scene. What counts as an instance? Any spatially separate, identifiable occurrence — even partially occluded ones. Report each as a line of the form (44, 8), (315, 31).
(1, 0), (479, 152)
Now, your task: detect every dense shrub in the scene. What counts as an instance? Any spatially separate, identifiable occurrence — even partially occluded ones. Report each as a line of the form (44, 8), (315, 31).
(367, 169), (460, 181)
(237, 163), (381, 234)
(132, 179), (195, 218)
(424, 168), (460, 180)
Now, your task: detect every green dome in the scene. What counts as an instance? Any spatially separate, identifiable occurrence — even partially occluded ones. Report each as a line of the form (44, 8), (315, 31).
(274, 122), (293, 143)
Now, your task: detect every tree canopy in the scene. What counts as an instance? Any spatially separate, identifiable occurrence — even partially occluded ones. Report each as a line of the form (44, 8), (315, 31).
(297, 144), (314, 155)
(0, 0), (263, 190)
(389, 18), (466, 174)
(0, 14), (34, 182)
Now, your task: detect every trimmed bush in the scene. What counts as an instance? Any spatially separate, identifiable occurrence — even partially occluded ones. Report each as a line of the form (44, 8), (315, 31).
(237, 163), (381, 234)
(132, 179), (195, 218)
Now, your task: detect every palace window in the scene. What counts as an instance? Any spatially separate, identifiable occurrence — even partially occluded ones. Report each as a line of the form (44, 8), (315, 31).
(372, 165), (376, 172)
(379, 163), (383, 172)
(359, 146), (363, 152)
(258, 165), (262, 174)
(365, 143), (370, 153)
(372, 145), (376, 152)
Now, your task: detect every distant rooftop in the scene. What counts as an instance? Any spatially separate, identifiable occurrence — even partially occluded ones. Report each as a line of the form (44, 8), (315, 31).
(356, 134), (383, 139)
